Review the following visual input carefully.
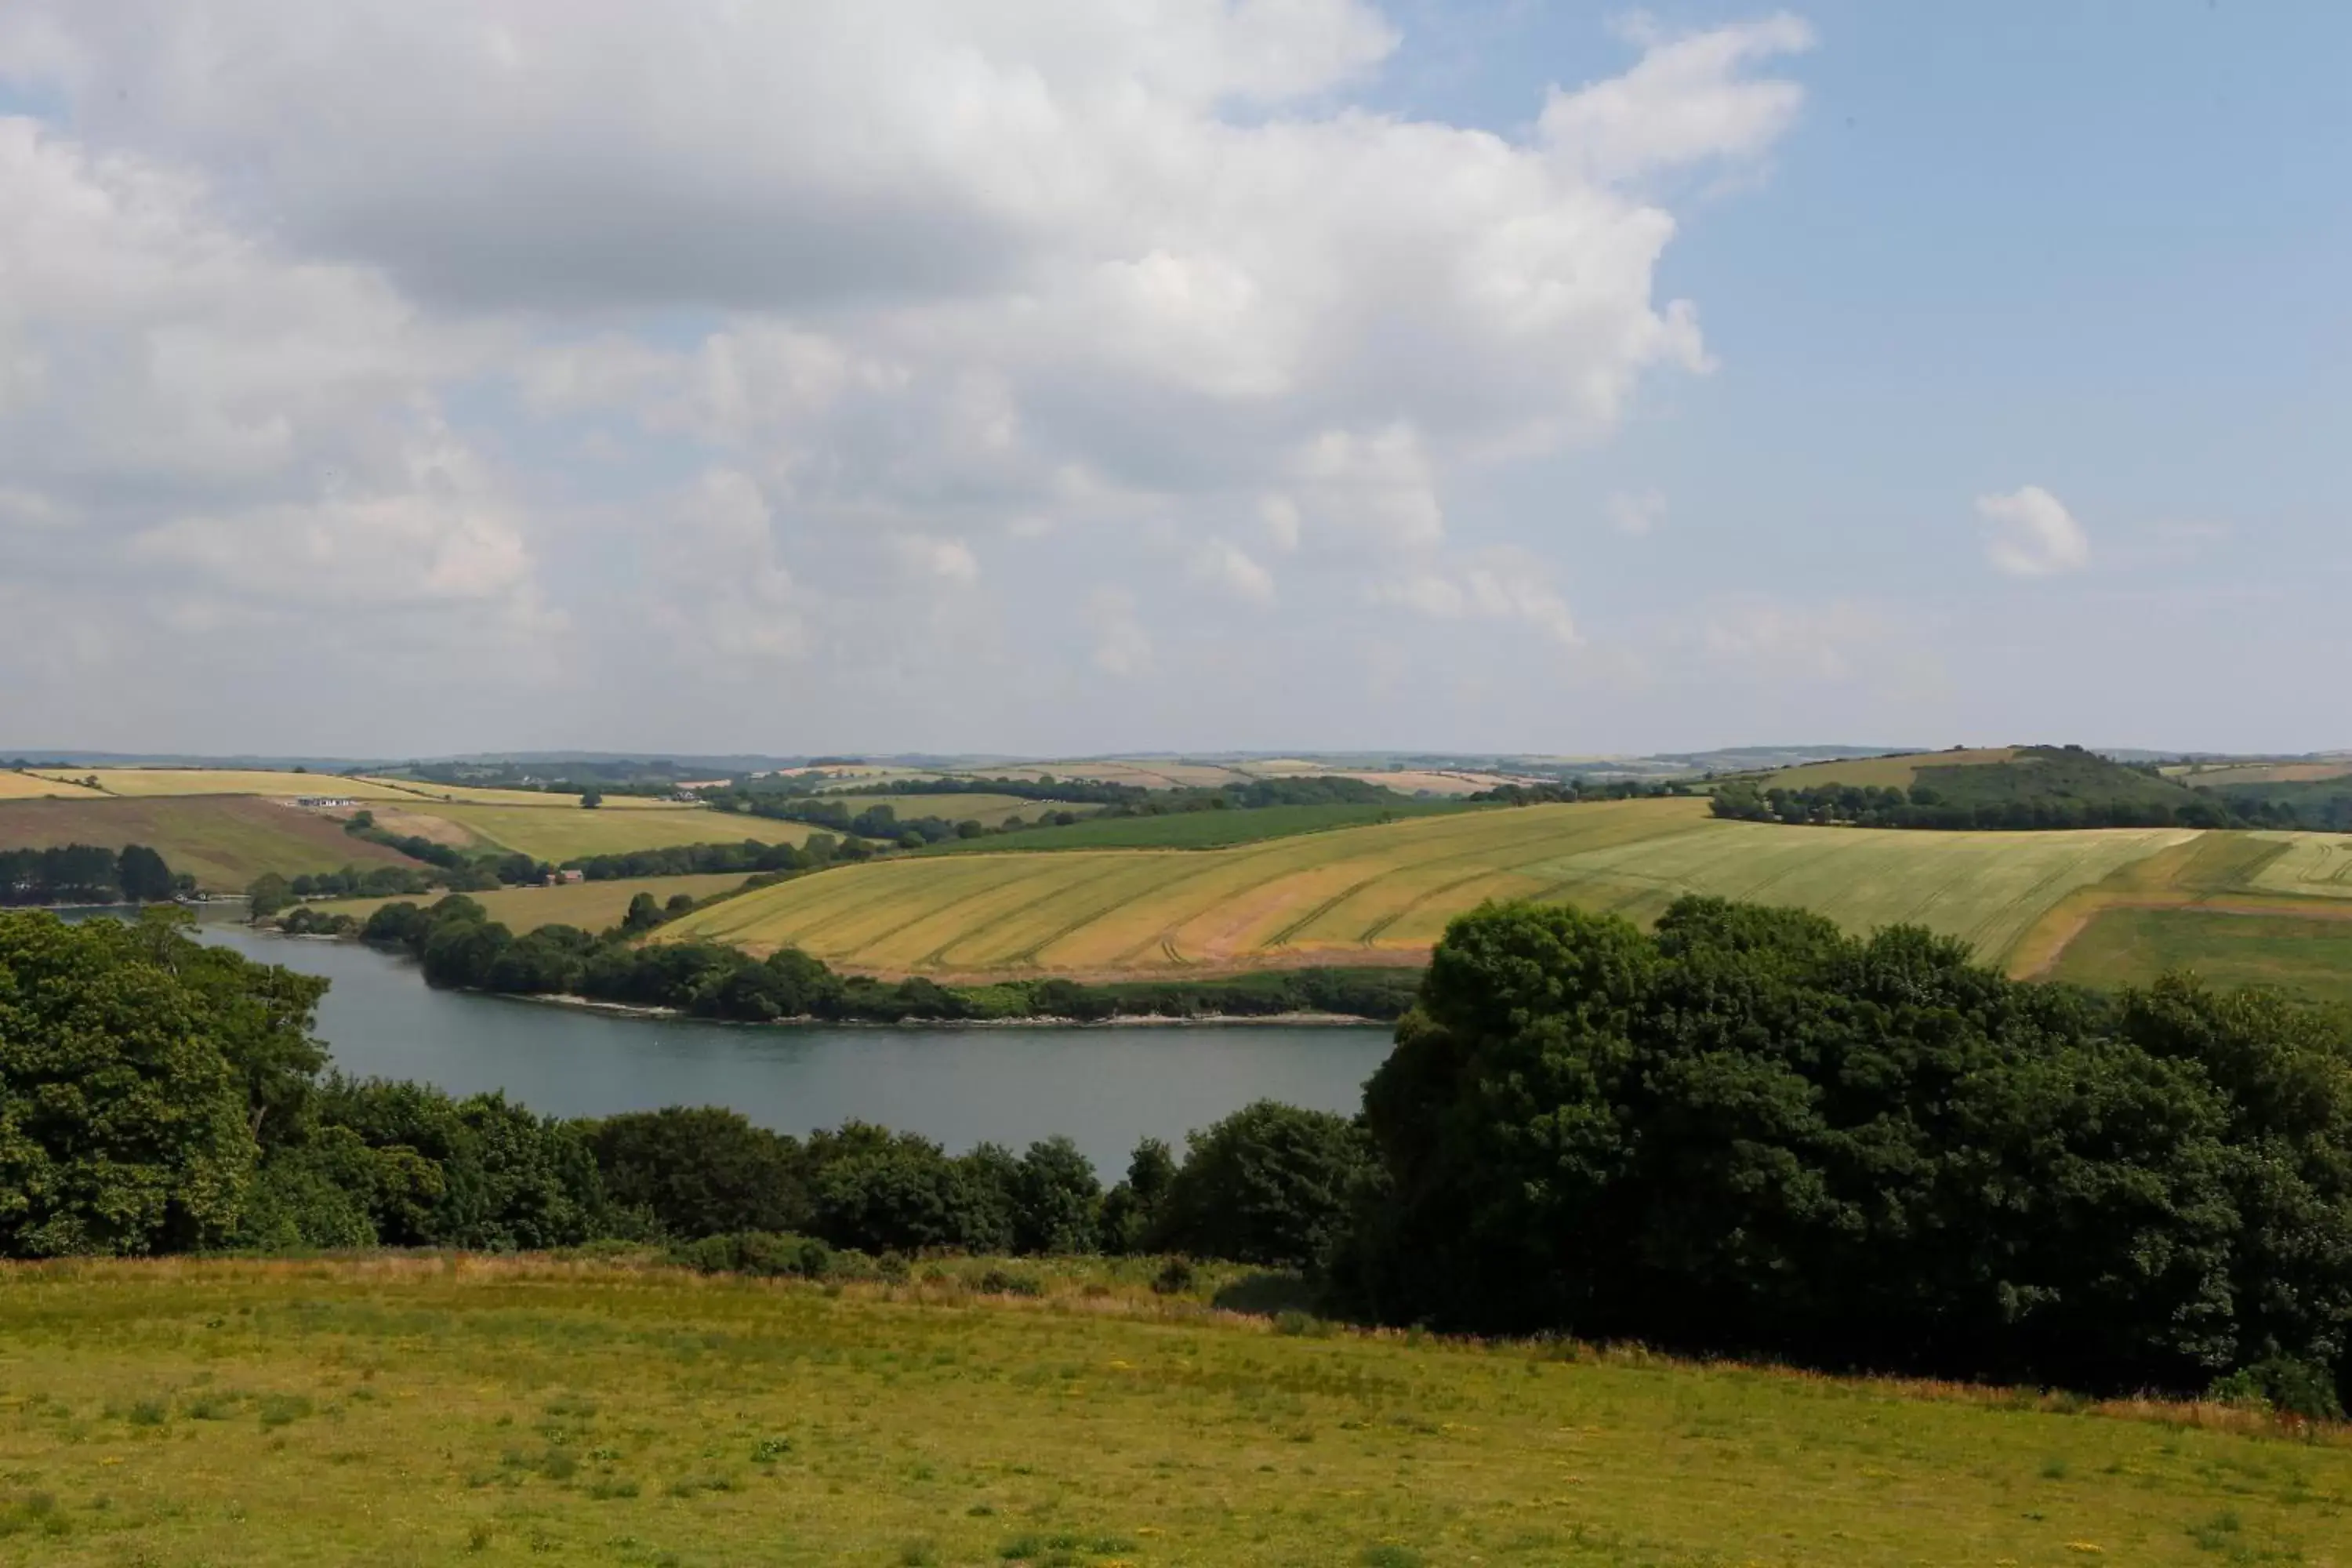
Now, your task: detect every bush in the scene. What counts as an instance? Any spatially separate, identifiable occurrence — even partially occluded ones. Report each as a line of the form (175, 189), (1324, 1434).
(1150, 1257), (1197, 1295)
(668, 1231), (833, 1279)
(584, 1107), (809, 1240)
(975, 1267), (1042, 1298)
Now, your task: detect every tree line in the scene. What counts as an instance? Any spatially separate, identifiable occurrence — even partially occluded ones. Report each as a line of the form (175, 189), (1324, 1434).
(0, 843), (184, 906)
(6, 896), (2349, 1419)
(1710, 779), (2263, 830)
(339, 891), (1419, 1023)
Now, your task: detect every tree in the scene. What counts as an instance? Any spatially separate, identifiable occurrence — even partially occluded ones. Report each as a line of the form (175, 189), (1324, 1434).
(1157, 1101), (1370, 1269)
(116, 844), (176, 903)
(0, 910), (258, 1256)
(247, 872), (294, 918)
(1101, 1137), (1176, 1254)
(584, 1107), (810, 1239)
(620, 892), (663, 934)
(1011, 1136), (1102, 1254)
(580, 788), (604, 810)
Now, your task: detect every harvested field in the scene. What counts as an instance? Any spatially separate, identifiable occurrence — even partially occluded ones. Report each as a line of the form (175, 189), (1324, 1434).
(398, 804), (812, 863)
(295, 872), (759, 933)
(2180, 759), (2352, 787)
(352, 777), (702, 809)
(1, 1254), (2343, 1568)
(22, 768), (424, 800)
(662, 799), (2194, 978)
(0, 797), (420, 890)
(2245, 832), (2352, 898)
(0, 771), (104, 800)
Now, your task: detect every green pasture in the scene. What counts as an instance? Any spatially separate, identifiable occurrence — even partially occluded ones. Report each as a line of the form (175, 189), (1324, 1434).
(2050, 907), (2352, 1007)
(0, 1256), (2343, 1567)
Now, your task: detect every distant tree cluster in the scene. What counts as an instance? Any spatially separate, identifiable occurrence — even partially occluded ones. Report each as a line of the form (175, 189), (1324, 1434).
(1709, 746), (2296, 831)
(0, 843), (183, 906)
(1470, 779), (1696, 805)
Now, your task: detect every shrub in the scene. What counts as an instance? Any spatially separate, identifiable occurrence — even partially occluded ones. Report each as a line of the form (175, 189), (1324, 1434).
(1156, 1101), (1371, 1270)
(667, 1231), (833, 1279)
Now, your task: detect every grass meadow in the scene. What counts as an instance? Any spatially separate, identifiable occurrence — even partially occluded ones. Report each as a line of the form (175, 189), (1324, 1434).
(0, 1255), (2343, 1567)
(0, 797), (419, 891)
(296, 872), (762, 934)
(658, 800), (2197, 978)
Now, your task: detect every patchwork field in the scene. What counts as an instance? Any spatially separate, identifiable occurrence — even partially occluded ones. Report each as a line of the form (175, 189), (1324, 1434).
(924, 800), (1475, 855)
(661, 799), (2198, 978)
(0, 797), (419, 891)
(0, 1255), (2342, 1568)
(353, 778), (702, 809)
(1755, 747), (2020, 789)
(823, 793), (1098, 829)
(294, 872), (759, 933)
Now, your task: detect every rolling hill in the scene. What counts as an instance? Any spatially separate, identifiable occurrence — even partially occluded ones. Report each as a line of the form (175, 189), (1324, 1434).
(0, 797), (422, 891)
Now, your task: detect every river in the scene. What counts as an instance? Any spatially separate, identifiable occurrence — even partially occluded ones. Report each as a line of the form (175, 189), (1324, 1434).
(185, 922), (1393, 1175)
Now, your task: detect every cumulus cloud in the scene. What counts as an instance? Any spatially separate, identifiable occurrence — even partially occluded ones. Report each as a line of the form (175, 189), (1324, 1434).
(0, 2), (1817, 747)
(1978, 485), (2091, 577)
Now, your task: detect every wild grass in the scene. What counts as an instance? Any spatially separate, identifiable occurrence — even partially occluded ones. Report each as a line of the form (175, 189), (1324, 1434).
(0, 1253), (2345, 1566)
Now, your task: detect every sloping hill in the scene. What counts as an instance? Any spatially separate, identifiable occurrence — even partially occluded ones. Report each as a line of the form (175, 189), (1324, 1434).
(0, 797), (423, 890)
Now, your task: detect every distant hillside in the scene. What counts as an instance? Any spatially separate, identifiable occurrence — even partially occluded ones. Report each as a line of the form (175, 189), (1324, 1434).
(1715, 745), (2288, 831)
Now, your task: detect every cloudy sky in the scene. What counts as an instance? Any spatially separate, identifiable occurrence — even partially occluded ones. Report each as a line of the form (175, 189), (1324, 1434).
(2, 2), (2346, 759)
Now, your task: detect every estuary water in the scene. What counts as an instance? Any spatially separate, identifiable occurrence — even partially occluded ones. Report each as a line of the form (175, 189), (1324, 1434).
(187, 922), (1392, 1174)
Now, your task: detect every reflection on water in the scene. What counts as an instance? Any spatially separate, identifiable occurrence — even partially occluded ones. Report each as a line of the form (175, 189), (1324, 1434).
(186, 923), (1392, 1175)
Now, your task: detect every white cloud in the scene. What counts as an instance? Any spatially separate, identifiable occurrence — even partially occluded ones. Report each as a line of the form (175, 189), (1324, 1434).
(0, 3), (1817, 746)
(1692, 597), (1896, 679)
(1977, 485), (2091, 577)
(1189, 539), (1277, 606)
(1370, 549), (1578, 646)
(1606, 488), (1667, 535)
(1083, 587), (1154, 677)
(891, 534), (982, 586)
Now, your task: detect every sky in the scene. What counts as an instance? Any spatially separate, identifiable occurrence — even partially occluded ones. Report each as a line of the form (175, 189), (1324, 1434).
(2, 1), (2346, 760)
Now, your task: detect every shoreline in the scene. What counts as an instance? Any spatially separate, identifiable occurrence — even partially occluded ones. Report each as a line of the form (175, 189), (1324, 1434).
(231, 924), (1396, 1029)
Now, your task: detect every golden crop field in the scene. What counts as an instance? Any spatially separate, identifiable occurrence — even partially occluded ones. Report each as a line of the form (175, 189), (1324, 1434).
(296, 872), (758, 932)
(2245, 833), (2352, 898)
(395, 804), (812, 863)
(660, 799), (2197, 978)
(350, 778), (700, 809)
(1755, 747), (2020, 789)
(2, 1254), (2343, 1568)
(0, 797), (420, 891)
(23, 768), (427, 800)
(0, 771), (103, 800)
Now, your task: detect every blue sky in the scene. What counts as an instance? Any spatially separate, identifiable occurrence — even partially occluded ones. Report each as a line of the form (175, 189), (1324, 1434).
(0, 2), (2343, 757)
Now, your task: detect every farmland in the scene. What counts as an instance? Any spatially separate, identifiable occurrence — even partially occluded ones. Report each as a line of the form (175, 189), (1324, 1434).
(924, 800), (1474, 854)
(20, 768), (428, 800)
(660, 798), (2200, 978)
(1754, 747), (2020, 789)
(0, 772), (103, 801)
(2051, 906), (2352, 1007)
(0, 797), (419, 891)
(292, 872), (760, 934)
(822, 793), (1098, 829)
(378, 804), (805, 863)
(0, 1254), (2343, 1568)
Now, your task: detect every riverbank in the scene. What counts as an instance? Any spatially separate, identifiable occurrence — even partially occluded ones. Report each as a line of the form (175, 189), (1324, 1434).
(514, 987), (1387, 1027)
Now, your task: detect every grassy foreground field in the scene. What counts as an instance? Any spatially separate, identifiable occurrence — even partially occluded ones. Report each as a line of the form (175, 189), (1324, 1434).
(296, 873), (758, 933)
(0, 1256), (2343, 1568)
(0, 797), (419, 891)
(660, 800), (2197, 978)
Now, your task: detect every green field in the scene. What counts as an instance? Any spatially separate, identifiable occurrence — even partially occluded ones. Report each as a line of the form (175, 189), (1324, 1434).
(2050, 906), (2352, 1007)
(1750, 747), (2020, 789)
(660, 799), (2198, 977)
(0, 797), (419, 891)
(925, 800), (1476, 855)
(292, 873), (762, 934)
(399, 805), (813, 863)
(0, 1255), (2341, 1567)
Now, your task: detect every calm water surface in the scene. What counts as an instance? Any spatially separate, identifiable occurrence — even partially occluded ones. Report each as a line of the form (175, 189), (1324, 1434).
(189, 923), (1392, 1174)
